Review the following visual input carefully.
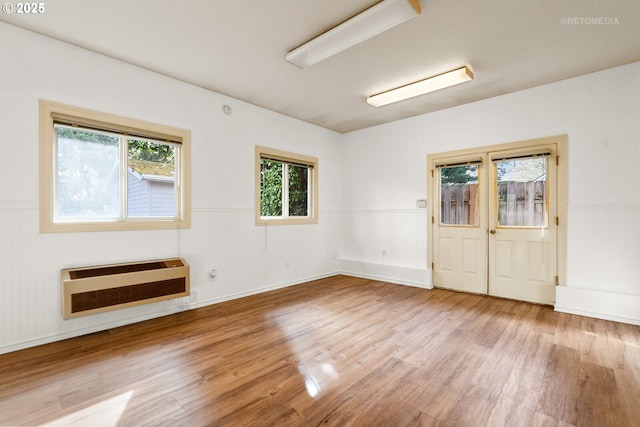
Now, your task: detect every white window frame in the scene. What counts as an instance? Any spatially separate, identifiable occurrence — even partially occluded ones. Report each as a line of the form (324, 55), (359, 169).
(255, 146), (318, 226)
(39, 100), (191, 232)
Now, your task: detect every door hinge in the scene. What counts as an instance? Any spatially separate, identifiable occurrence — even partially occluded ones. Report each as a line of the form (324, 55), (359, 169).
(431, 169), (434, 177)
(432, 216), (435, 224)
(431, 262), (435, 270)
(555, 276), (559, 285)
(556, 156), (559, 166)
(555, 216), (559, 226)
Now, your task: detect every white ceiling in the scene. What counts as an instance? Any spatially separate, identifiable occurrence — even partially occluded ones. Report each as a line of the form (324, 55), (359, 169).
(2, 0), (639, 133)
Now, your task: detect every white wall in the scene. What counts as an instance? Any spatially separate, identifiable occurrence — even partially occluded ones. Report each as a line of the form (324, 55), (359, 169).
(0, 23), (343, 354)
(2, 22), (639, 354)
(341, 61), (640, 324)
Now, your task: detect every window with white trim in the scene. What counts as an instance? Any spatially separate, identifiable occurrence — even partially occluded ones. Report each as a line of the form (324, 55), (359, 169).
(40, 100), (191, 232)
(255, 146), (318, 225)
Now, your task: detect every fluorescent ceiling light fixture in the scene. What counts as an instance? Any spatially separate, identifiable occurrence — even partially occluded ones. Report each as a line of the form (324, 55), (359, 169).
(367, 66), (474, 107)
(286, 0), (421, 69)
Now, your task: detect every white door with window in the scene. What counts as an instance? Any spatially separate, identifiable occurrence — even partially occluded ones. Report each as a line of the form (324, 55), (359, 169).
(487, 148), (557, 304)
(429, 137), (565, 305)
(432, 159), (487, 294)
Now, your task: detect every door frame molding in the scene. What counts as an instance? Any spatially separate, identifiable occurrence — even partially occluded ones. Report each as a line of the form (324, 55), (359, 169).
(427, 134), (568, 291)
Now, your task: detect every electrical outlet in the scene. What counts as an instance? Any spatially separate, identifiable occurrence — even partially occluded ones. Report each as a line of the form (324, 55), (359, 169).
(209, 268), (217, 281)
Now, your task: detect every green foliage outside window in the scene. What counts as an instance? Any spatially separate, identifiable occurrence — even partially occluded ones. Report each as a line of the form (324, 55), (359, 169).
(288, 164), (308, 216)
(57, 128), (174, 164)
(260, 159), (309, 217)
(128, 139), (175, 164)
(260, 159), (283, 216)
(441, 165), (478, 185)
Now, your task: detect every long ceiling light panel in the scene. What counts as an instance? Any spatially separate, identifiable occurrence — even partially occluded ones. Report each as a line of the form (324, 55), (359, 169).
(286, 0), (421, 69)
(367, 66), (474, 107)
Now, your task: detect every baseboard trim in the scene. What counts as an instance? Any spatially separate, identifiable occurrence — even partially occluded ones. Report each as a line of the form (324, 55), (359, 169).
(1, 305), (188, 355)
(19, 273), (635, 355)
(187, 271), (340, 310)
(339, 259), (432, 289)
(555, 286), (640, 326)
(0, 271), (340, 355)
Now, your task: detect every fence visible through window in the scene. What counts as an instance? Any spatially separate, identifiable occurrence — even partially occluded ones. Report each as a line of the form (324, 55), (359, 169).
(439, 164), (479, 226)
(495, 157), (547, 227)
(439, 157), (547, 227)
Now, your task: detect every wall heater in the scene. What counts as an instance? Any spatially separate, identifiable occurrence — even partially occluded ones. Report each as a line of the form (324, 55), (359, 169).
(61, 258), (190, 319)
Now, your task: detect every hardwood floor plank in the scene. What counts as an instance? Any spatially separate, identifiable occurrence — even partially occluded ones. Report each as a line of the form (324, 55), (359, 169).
(577, 361), (626, 427)
(1, 275), (639, 426)
(507, 331), (554, 393)
(412, 342), (491, 421)
(303, 357), (419, 426)
(553, 312), (585, 351)
(486, 383), (539, 427)
(538, 344), (581, 425)
(440, 383), (498, 427)
(615, 366), (640, 426)
(531, 411), (576, 427)
(535, 306), (561, 335)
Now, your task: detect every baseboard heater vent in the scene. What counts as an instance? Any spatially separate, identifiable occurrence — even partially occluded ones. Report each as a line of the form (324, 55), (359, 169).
(61, 258), (189, 319)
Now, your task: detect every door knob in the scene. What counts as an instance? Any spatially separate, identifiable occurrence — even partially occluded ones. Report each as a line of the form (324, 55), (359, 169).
(489, 229), (496, 234)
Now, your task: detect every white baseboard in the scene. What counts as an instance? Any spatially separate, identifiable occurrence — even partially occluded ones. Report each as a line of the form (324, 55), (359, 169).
(339, 258), (432, 289)
(0, 271), (340, 355)
(187, 271), (340, 310)
(0, 305), (188, 355)
(555, 286), (640, 326)
(27, 273), (638, 355)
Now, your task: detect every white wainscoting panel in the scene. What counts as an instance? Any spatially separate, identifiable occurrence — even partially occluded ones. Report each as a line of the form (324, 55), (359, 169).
(555, 286), (640, 326)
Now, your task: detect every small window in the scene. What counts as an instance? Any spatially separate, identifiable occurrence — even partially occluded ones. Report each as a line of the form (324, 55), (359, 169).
(255, 146), (318, 225)
(40, 100), (191, 232)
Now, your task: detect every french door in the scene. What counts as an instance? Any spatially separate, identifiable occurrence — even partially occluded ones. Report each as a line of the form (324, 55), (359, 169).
(432, 157), (488, 295)
(429, 136), (565, 305)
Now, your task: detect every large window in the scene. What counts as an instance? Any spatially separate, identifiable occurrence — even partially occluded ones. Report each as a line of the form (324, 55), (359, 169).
(255, 146), (318, 225)
(40, 100), (191, 232)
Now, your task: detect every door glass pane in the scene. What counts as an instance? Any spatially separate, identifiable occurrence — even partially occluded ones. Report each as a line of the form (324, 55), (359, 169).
(495, 157), (547, 227)
(440, 165), (479, 225)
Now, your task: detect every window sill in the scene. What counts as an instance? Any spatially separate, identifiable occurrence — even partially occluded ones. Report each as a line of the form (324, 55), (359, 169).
(40, 219), (191, 233)
(255, 217), (317, 226)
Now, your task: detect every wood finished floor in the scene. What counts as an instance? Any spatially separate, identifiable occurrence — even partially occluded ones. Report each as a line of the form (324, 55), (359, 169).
(1, 275), (640, 427)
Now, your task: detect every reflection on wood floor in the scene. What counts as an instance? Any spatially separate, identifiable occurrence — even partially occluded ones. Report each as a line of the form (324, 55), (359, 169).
(1, 275), (639, 426)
